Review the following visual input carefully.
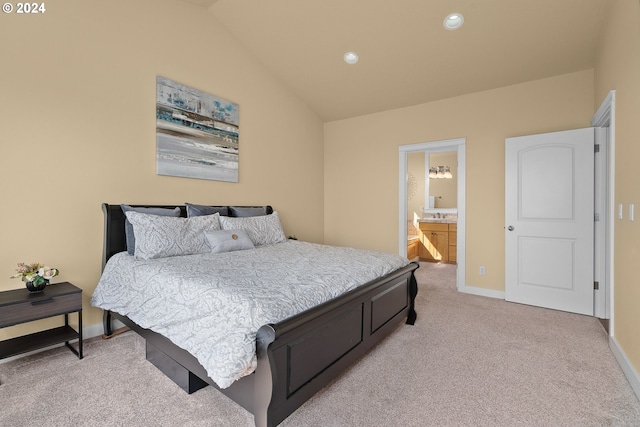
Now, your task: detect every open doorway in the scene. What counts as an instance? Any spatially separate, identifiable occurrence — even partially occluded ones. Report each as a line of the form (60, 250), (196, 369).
(407, 151), (457, 262)
(399, 138), (466, 291)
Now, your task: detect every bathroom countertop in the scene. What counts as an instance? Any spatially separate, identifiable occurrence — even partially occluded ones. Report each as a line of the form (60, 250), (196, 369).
(418, 219), (457, 224)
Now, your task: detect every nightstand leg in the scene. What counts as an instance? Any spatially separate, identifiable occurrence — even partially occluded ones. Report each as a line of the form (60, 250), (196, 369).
(63, 311), (83, 359)
(78, 310), (83, 359)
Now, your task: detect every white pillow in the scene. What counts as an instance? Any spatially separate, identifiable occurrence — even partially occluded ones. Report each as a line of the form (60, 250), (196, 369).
(204, 229), (255, 253)
(219, 211), (286, 246)
(125, 211), (221, 260)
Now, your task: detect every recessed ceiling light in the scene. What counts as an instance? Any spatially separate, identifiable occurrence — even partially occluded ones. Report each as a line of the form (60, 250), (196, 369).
(444, 13), (464, 30)
(344, 52), (359, 64)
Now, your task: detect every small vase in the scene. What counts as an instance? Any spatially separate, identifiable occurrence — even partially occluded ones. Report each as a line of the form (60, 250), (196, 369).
(25, 280), (48, 293)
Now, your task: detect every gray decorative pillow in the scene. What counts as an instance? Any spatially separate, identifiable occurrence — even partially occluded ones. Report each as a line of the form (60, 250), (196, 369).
(125, 211), (221, 260)
(219, 211), (286, 246)
(204, 229), (255, 254)
(230, 206), (268, 217)
(121, 205), (181, 255)
(186, 203), (229, 218)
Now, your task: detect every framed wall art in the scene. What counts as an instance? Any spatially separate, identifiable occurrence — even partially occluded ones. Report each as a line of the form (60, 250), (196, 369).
(156, 76), (239, 182)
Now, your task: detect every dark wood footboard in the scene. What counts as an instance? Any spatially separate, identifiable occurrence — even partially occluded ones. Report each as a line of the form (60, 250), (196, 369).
(254, 262), (418, 427)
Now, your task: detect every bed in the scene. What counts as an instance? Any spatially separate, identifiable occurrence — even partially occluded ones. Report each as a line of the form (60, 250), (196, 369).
(94, 203), (419, 427)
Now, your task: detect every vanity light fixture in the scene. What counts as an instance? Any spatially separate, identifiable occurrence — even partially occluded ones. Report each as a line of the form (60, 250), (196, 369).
(429, 166), (453, 179)
(343, 51), (359, 64)
(443, 13), (464, 30)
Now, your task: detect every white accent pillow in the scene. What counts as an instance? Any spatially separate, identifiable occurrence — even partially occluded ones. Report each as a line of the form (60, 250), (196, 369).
(219, 211), (286, 246)
(204, 229), (255, 253)
(125, 211), (221, 260)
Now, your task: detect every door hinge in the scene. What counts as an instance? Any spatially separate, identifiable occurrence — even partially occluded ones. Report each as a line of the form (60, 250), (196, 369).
(594, 281), (599, 290)
(595, 213), (600, 221)
(595, 144), (600, 153)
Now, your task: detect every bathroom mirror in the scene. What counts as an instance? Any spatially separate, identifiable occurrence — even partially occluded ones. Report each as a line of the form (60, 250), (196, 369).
(427, 151), (457, 209)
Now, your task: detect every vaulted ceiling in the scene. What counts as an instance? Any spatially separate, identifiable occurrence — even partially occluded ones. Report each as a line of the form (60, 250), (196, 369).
(181, 0), (609, 121)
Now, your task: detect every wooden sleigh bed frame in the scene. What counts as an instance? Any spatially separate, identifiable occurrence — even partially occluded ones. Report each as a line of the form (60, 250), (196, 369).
(100, 203), (419, 427)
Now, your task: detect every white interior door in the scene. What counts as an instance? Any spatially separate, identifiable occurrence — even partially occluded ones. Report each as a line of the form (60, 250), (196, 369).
(505, 128), (595, 315)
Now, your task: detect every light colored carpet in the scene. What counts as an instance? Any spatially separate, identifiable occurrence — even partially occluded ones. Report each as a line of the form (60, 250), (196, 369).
(1, 262), (639, 426)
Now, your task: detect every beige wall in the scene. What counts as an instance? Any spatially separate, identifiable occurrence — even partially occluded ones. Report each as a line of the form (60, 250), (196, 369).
(594, 0), (640, 379)
(325, 69), (594, 291)
(0, 0), (325, 339)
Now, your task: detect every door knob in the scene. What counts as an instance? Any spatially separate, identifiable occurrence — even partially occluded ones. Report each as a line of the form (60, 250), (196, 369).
(507, 225), (514, 231)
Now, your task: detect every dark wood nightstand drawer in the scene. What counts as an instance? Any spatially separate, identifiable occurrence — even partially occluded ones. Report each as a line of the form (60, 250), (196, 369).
(0, 293), (81, 328)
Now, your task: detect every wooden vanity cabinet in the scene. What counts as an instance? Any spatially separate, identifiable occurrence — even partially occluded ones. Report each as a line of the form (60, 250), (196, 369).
(448, 223), (457, 263)
(418, 223), (449, 262)
(418, 222), (457, 263)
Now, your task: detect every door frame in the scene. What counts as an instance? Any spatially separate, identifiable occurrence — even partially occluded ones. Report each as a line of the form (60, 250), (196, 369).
(592, 90), (616, 332)
(399, 138), (466, 291)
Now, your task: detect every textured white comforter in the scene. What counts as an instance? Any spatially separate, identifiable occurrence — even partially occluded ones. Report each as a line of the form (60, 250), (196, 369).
(91, 240), (409, 388)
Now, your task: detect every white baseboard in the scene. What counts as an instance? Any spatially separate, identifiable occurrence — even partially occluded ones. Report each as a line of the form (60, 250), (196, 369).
(0, 320), (125, 365)
(609, 336), (640, 401)
(459, 284), (505, 300)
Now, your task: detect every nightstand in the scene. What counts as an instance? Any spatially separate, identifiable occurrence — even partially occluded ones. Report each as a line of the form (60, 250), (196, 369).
(0, 282), (83, 360)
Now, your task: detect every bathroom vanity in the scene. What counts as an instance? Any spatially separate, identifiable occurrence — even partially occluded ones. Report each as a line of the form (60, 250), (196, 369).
(417, 217), (457, 263)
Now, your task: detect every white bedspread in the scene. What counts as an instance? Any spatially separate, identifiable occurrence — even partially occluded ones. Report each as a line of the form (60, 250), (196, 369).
(91, 240), (409, 388)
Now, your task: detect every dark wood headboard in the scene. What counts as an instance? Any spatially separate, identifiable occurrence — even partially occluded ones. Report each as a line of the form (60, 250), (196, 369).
(101, 203), (273, 269)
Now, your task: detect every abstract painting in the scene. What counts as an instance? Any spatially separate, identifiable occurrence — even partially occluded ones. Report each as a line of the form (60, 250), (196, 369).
(156, 76), (239, 182)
